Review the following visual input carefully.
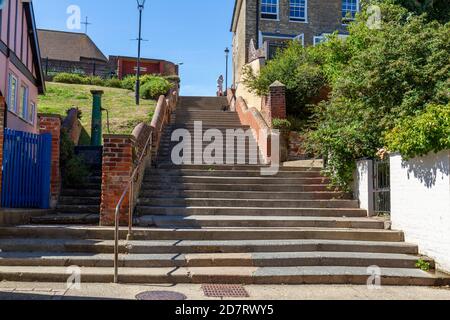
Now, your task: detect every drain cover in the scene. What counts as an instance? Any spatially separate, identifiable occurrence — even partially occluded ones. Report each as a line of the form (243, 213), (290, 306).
(135, 291), (187, 301)
(202, 284), (249, 298)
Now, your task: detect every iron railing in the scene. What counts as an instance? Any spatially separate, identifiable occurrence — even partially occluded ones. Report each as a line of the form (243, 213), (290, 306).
(373, 159), (391, 215)
(113, 130), (152, 283)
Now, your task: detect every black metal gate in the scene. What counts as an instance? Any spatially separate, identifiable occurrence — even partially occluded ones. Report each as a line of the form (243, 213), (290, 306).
(373, 159), (391, 214)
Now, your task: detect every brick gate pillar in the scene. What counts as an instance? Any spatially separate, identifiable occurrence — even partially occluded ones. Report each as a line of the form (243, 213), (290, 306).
(100, 135), (134, 226)
(38, 114), (62, 208)
(267, 81), (287, 121)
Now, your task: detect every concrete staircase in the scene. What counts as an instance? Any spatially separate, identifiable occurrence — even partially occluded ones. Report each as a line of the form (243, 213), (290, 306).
(30, 171), (101, 225)
(0, 96), (448, 286)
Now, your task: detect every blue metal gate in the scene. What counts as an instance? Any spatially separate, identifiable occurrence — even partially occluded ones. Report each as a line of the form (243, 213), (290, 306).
(1, 129), (52, 209)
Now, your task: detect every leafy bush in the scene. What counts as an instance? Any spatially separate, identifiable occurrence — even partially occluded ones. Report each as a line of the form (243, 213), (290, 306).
(86, 76), (105, 86)
(140, 76), (172, 99)
(164, 75), (181, 84)
(105, 77), (123, 88)
(121, 75), (137, 91)
(385, 104), (450, 159)
(243, 41), (327, 117)
(304, 3), (450, 189)
(272, 118), (292, 131)
(60, 131), (90, 186)
(53, 73), (89, 85)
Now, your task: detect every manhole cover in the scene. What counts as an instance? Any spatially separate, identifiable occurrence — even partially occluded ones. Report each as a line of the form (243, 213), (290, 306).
(202, 284), (249, 298)
(135, 291), (187, 301)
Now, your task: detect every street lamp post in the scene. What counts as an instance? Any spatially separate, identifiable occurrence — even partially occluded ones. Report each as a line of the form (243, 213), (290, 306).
(224, 48), (230, 96)
(135, 0), (146, 106)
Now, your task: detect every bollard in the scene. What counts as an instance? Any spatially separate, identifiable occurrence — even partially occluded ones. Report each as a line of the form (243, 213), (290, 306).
(90, 90), (104, 146)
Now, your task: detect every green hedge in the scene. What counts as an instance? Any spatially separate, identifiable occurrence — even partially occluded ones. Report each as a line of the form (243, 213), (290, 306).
(140, 77), (172, 99)
(51, 73), (175, 100)
(385, 104), (450, 159)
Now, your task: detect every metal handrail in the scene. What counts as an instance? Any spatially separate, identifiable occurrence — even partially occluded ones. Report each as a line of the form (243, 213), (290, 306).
(113, 129), (152, 283)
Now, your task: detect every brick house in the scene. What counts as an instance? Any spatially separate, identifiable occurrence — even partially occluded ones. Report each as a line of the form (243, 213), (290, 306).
(38, 29), (110, 79)
(0, 0), (45, 133)
(108, 55), (178, 80)
(231, 0), (360, 83)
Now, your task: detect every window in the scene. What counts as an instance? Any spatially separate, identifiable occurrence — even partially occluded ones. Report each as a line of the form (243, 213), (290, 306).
(314, 36), (326, 46)
(19, 85), (28, 120)
(261, 0), (278, 20)
(290, 0), (307, 22)
(294, 34), (305, 46)
(342, 0), (359, 22)
(29, 102), (36, 124)
(7, 74), (18, 113)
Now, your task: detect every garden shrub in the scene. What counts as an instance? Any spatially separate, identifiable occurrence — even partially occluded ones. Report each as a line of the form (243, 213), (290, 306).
(385, 103), (450, 159)
(53, 73), (89, 85)
(121, 75), (137, 91)
(140, 76), (172, 99)
(243, 41), (327, 117)
(105, 77), (123, 88)
(86, 76), (105, 86)
(304, 3), (449, 189)
(60, 131), (90, 186)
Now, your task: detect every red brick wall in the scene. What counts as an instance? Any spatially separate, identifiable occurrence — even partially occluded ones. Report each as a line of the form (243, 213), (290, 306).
(262, 81), (287, 126)
(0, 97), (5, 199)
(100, 135), (134, 226)
(38, 114), (62, 207)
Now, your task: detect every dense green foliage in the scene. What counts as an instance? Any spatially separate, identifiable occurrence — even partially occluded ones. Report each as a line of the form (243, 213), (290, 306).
(377, 0), (450, 23)
(140, 76), (172, 99)
(243, 42), (327, 117)
(244, 2), (449, 189)
(306, 4), (449, 189)
(60, 131), (90, 186)
(385, 103), (450, 159)
(53, 73), (174, 98)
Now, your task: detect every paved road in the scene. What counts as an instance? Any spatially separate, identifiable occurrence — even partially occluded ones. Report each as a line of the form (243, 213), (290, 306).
(1, 282), (450, 300)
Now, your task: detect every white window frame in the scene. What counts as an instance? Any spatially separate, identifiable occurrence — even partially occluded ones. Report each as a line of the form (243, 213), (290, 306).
(261, 0), (279, 21)
(294, 34), (305, 47)
(342, 0), (360, 24)
(29, 102), (36, 124)
(7, 73), (18, 114)
(19, 85), (29, 121)
(289, 0), (308, 23)
(313, 36), (326, 46)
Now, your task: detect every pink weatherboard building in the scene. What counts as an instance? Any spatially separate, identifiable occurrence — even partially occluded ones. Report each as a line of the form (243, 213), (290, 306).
(0, 0), (45, 133)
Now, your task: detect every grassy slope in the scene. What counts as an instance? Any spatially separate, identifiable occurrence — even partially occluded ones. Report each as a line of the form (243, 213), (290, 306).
(38, 82), (156, 145)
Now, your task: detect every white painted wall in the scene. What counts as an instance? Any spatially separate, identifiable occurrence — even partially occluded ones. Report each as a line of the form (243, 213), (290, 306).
(390, 150), (450, 272)
(353, 159), (374, 216)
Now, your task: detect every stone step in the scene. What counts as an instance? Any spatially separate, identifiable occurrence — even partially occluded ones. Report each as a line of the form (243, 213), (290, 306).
(166, 125), (251, 130)
(0, 251), (432, 269)
(55, 205), (100, 214)
(138, 215), (384, 229)
(145, 170), (324, 178)
(136, 198), (359, 209)
(142, 183), (331, 192)
(60, 189), (101, 197)
(0, 238), (420, 255)
(139, 190), (350, 200)
(58, 197), (100, 205)
(30, 213), (99, 225)
(136, 206), (367, 217)
(142, 176), (330, 185)
(155, 164), (323, 171)
(0, 266), (447, 285)
(0, 226), (402, 242)
(61, 183), (101, 190)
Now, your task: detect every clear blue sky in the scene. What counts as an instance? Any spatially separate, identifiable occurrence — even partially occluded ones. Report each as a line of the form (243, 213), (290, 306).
(33, 0), (234, 96)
